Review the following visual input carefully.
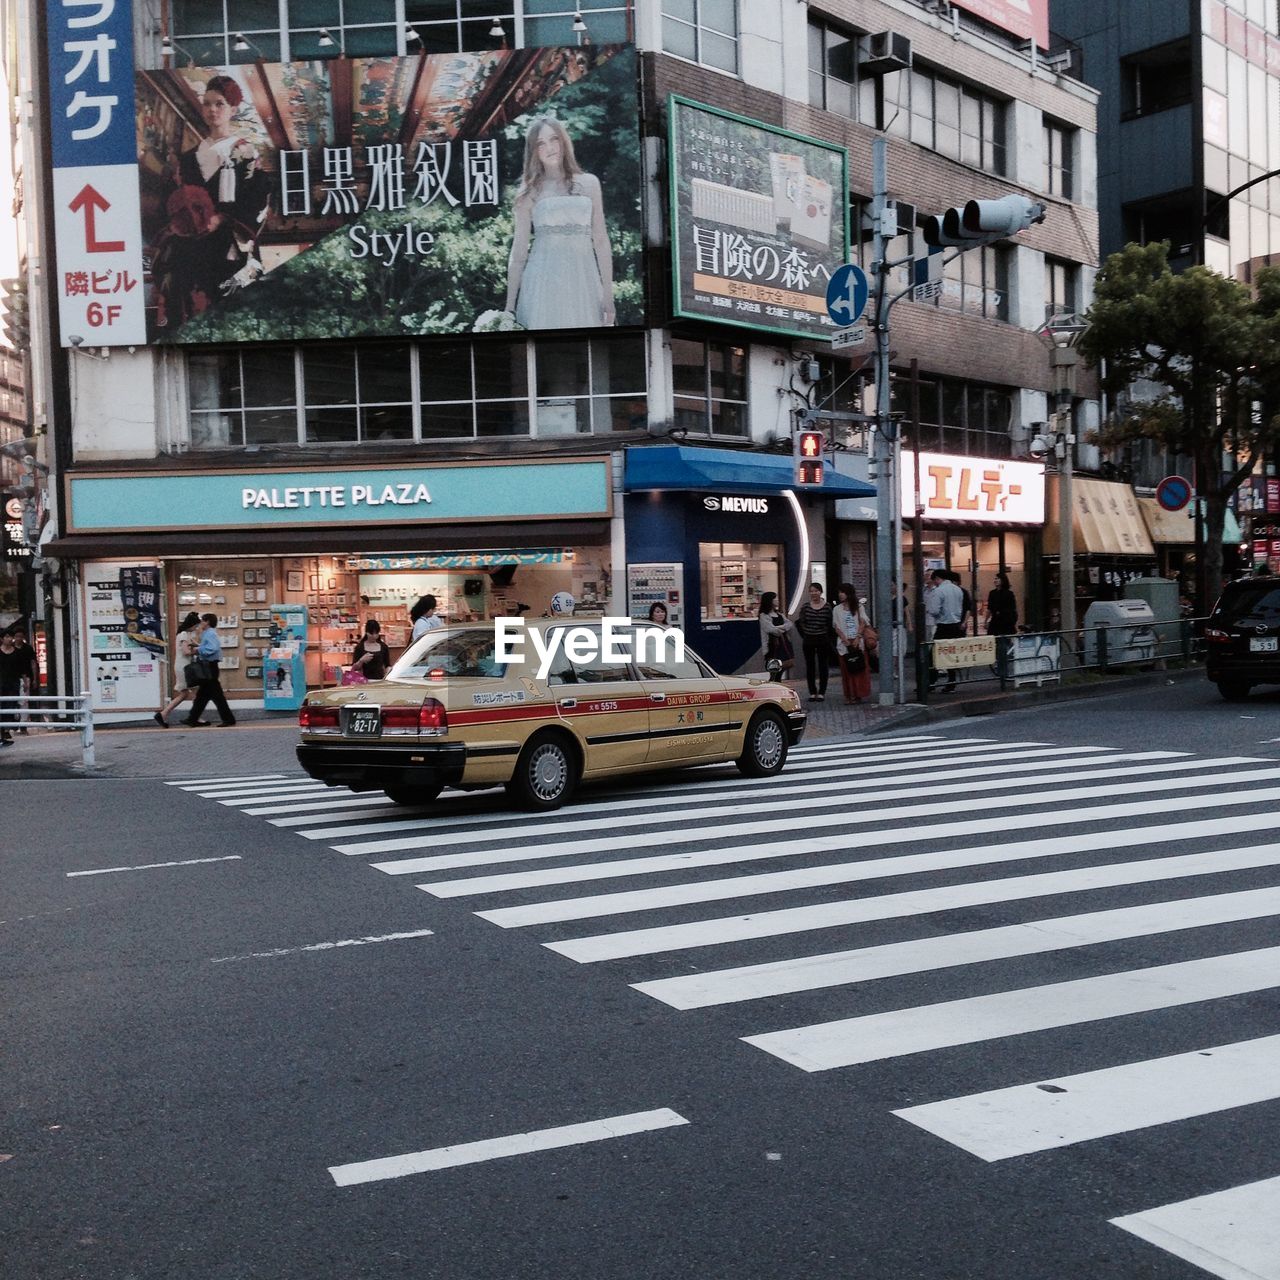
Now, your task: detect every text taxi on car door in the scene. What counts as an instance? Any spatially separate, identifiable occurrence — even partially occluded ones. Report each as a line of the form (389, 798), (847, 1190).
(297, 619), (806, 810)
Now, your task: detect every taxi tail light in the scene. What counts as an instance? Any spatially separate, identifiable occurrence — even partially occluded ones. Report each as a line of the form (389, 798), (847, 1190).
(299, 704), (339, 730)
(419, 698), (448, 733)
(381, 706), (421, 730)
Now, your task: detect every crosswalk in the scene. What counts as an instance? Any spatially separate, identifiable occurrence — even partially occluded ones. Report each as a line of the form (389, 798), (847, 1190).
(168, 732), (1280, 1278)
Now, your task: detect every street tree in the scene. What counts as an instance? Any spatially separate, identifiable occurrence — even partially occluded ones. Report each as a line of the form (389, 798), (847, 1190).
(1079, 240), (1280, 606)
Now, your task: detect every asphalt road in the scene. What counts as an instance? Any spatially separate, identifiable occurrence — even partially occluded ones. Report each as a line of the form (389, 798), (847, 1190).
(4, 681), (1280, 1280)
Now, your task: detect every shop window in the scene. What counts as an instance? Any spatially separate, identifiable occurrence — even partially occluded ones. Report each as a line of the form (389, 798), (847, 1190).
(673, 338), (747, 438)
(699, 542), (781, 622)
(663, 0), (738, 74)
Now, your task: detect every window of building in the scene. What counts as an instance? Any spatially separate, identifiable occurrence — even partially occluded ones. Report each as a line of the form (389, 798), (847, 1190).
(1043, 119), (1075, 198)
(894, 372), (1014, 458)
(672, 338), (748, 438)
(929, 245), (1008, 320)
(1121, 41), (1193, 119)
(186, 335), (646, 448)
(808, 19), (865, 120)
(171, 0), (631, 62)
(877, 65), (1005, 173)
(663, 0), (738, 74)
(1044, 257), (1079, 319)
(699, 542), (781, 621)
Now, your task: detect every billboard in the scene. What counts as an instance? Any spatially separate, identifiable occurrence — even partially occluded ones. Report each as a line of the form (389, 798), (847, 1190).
(903, 452), (1046, 526)
(950, 0), (1049, 50)
(668, 97), (849, 342)
(135, 46), (641, 343)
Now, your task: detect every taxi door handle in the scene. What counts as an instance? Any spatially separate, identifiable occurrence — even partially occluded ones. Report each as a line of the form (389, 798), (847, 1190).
(649, 692), (666, 703)
(558, 698), (578, 709)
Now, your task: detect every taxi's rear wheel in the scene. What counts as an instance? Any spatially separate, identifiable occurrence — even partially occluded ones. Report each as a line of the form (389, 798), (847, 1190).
(736, 709), (789, 778)
(383, 782), (444, 807)
(508, 731), (579, 811)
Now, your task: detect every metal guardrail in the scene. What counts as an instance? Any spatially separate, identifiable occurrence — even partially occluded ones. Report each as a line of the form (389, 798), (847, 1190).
(0, 692), (95, 767)
(912, 617), (1207, 704)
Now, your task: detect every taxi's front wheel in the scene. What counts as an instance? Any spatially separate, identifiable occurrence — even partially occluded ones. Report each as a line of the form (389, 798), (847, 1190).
(508, 731), (580, 811)
(736, 709), (789, 778)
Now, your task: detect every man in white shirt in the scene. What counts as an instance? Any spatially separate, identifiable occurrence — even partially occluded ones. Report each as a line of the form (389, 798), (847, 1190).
(926, 570), (966, 692)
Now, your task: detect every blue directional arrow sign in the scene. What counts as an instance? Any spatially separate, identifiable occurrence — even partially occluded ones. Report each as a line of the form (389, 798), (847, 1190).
(826, 263), (869, 328)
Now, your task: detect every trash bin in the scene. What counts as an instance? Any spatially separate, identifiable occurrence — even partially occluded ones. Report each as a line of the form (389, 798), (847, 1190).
(1084, 598), (1158, 667)
(1125, 576), (1181, 659)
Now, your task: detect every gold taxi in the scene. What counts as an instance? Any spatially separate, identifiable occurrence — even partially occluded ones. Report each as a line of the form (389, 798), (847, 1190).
(296, 620), (806, 810)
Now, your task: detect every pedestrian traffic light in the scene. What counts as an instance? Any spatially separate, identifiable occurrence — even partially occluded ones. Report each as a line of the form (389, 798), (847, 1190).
(923, 195), (1046, 249)
(793, 428), (825, 487)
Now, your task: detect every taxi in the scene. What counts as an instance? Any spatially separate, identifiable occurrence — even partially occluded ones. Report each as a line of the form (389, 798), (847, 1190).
(296, 619), (806, 810)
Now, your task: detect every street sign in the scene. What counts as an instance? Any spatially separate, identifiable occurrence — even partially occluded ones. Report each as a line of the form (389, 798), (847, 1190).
(830, 324), (868, 350)
(826, 263), (869, 327)
(1156, 475), (1193, 512)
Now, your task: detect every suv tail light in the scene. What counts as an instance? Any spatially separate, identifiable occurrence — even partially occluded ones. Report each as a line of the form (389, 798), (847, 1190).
(1204, 627), (1232, 643)
(419, 698), (448, 734)
(299, 703), (339, 730)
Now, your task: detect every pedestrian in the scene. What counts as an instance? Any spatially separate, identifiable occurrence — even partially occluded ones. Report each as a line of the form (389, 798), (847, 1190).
(181, 613), (237, 727)
(0, 630), (25, 745)
(757, 591), (795, 675)
(793, 581), (834, 702)
(349, 619), (391, 682)
(154, 611), (201, 727)
(926, 569), (966, 692)
(950, 570), (974, 634)
(986, 573), (1018, 636)
(410, 594), (443, 642)
(647, 601), (669, 625)
(832, 582), (872, 704)
(11, 630), (40, 732)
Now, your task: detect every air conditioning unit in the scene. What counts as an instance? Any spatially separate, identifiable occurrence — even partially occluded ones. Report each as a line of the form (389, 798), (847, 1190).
(859, 31), (912, 77)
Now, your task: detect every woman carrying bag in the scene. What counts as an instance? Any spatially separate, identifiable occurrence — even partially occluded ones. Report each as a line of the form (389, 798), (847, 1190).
(757, 591), (795, 675)
(833, 582), (873, 704)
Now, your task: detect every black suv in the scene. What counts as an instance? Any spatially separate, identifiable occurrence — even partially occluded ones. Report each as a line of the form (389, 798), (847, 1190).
(1205, 575), (1280, 699)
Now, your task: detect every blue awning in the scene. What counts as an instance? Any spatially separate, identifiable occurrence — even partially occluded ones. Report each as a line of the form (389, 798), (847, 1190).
(623, 445), (876, 499)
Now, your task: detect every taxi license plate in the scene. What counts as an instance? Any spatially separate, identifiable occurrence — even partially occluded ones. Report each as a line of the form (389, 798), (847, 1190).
(347, 708), (382, 736)
(1249, 636), (1278, 653)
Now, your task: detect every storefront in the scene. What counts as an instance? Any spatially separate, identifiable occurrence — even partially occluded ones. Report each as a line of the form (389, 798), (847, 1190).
(57, 457), (616, 712)
(1137, 497), (1246, 585)
(1239, 476), (1280, 573)
(622, 445), (875, 674)
(900, 451), (1047, 633)
(1044, 476), (1157, 624)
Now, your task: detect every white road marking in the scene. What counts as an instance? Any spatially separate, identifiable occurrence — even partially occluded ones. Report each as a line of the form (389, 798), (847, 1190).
(216, 788), (334, 808)
(243, 793), (419, 818)
(542, 843), (1280, 958)
(632, 887), (1280, 1009)
(167, 774), (288, 786)
(368, 776), (1280, 879)
(197, 781), (329, 799)
(743, 944), (1280, 1071)
(66, 855), (242, 878)
(328, 1107), (690, 1187)
(788, 734), (945, 754)
(1111, 1176), (1280, 1280)
(894, 1033), (1280, 1161)
(210, 928), (435, 963)
(348, 751), (1185, 856)
(269, 805), (406, 829)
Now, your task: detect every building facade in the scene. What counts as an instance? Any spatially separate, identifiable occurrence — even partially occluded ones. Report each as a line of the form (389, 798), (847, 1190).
(11, 0), (1100, 710)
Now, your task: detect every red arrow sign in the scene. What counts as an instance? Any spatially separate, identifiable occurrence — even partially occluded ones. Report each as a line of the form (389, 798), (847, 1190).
(69, 184), (125, 254)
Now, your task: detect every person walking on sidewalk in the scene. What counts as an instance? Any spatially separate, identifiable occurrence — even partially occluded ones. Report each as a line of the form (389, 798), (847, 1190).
(926, 569), (966, 692)
(155, 611), (201, 727)
(793, 582), (834, 702)
(0, 630), (25, 745)
(182, 613), (237, 727)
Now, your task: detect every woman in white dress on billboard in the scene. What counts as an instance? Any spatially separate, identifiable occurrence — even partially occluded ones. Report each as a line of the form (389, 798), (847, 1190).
(504, 117), (615, 330)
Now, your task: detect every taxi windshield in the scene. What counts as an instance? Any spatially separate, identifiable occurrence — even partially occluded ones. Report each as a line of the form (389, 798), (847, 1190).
(390, 628), (507, 679)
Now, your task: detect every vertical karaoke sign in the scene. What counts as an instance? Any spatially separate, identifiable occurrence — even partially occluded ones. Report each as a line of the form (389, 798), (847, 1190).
(47, 0), (147, 346)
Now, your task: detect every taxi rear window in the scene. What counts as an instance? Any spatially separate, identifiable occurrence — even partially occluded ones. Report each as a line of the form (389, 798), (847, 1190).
(391, 630), (506, 679)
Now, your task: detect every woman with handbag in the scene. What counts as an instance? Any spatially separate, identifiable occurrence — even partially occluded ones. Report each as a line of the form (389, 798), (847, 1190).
(153, 612), (201, 727)
(757, 591), (796, 675)
(347, 620), (391, 685)
(833, 583), (872, 704)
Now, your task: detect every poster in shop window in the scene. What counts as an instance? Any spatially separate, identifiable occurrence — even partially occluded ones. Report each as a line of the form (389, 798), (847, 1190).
(668, 97), (850, 342)
(133, 46), (642, 343)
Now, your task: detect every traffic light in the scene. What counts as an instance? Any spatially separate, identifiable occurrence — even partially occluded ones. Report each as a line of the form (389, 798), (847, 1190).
(2, 276), (29, 351)
(923, 195), (1046, 249)
(793, 428), (825, 487)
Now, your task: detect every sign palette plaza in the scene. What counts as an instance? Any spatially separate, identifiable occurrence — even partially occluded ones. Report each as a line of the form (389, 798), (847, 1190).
(51, 13), (642, 347)
(668, 97), (850, 342)
(66, 459), (612, 533)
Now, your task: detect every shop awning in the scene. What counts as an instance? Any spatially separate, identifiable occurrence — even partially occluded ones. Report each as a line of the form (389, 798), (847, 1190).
(1137, 497), (1245, 545)
(1045, 476), (1156, 557)
(623, 445), (876, 498)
